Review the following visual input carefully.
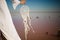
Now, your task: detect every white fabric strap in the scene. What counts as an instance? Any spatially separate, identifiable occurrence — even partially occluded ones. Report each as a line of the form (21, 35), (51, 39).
(12, 0), (20, 9)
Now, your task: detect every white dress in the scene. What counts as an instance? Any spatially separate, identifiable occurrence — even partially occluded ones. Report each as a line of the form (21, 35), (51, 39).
(0, 0), (21, 40)
(20, 5), (30, 32)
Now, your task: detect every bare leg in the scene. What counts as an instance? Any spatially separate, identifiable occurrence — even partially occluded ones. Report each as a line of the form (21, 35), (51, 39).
(23, 19), (30, 40)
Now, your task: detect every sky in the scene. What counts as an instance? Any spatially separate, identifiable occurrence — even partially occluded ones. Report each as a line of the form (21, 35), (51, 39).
(6, 0), (60, 11)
